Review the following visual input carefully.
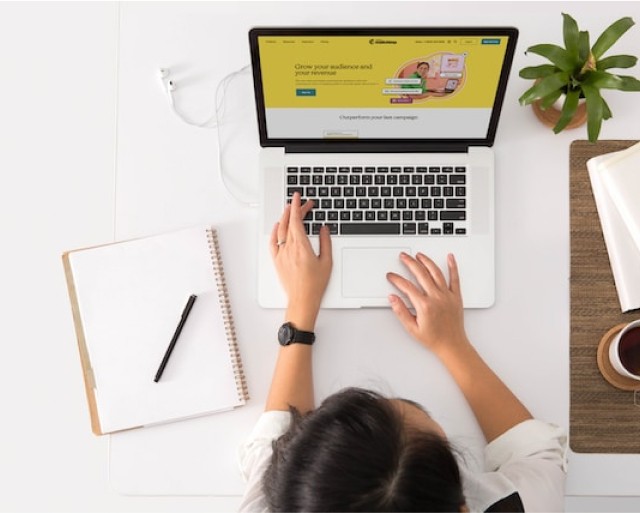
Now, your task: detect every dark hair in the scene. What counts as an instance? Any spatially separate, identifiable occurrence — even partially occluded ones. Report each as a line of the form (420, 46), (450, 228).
(263, 388), (464, 512)
(417, 61), (430, 68)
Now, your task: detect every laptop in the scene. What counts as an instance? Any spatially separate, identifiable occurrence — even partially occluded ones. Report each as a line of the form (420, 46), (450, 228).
(249, 27), (518, 309)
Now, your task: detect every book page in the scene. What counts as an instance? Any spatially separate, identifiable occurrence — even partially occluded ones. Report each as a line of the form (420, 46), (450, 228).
(588, 155), (640, 312)
(68, 227), (241, 433)
(600, 142), (640, 255)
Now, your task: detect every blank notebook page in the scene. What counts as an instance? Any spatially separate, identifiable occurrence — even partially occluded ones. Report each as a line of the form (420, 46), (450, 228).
(68, 227), (240, 433)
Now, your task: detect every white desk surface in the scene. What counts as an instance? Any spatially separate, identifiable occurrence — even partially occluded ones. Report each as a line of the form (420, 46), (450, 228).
(2, 2), (640, 512)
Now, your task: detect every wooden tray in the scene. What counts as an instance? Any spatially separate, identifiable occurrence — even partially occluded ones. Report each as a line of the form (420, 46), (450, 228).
(569, 140), (640, 454)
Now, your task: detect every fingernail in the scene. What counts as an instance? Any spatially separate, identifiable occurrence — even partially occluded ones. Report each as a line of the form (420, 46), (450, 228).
(388, 294), (397, 304)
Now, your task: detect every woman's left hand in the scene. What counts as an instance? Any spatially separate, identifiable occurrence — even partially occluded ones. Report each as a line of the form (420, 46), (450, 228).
(270, 192), (333, 330)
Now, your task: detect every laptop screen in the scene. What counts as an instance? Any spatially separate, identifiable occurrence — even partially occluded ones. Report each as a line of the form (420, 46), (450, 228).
(249, 28), (518, 149)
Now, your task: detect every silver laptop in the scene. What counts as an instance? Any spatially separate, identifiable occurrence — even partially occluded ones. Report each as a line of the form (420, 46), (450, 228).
(249, 27), (518, 308)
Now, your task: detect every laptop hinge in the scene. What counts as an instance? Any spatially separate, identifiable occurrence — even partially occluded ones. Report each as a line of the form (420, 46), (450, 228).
(284, 142), (471, 154)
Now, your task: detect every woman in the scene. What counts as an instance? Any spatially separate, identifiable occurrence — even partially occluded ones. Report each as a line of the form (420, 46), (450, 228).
(409, 61), (430, 93)
(238, 193), (566, 512)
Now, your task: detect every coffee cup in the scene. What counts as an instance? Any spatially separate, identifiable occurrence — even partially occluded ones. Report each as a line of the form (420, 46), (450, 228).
(608, 319), (640, 381)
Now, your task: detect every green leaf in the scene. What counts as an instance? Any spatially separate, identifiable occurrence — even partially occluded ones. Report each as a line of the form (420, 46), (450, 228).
(578, 31), (590, 63)
(563, 13), (580, 59)
(597, 54), (638, 70)
(582, 85), (604, 142)
(592, 17), (635, 59)
(583, 70), (640, 90)
(540, 89), (563, 109)
(519, 64), (558, 79)
(518, 71), (570, 105)
(614, 75), (640, 91)
(553, 88), (580, 133)
(602, 97), (613, 120)
(525, 44), (577, 72)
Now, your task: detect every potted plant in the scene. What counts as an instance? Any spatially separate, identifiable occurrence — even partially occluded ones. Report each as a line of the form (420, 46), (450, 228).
(518, 13), (640, 142)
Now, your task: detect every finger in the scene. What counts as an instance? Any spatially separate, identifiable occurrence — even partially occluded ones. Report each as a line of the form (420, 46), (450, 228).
(398, 252), (438, 295)
(277, 204), (291, 244)
(415, 252), (447, 290)
(288, 193), (307, 241)
(318, 224), (333, 265)
(300, 198), (314, 219)
(448, 253), (461, 296)
(388, 294), (417, 335)
(270, 222), (279, 259)
(386, 271), (424, 306)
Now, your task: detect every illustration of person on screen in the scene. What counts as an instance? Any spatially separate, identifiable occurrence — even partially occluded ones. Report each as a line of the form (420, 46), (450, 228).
(403, 61), (430, 94)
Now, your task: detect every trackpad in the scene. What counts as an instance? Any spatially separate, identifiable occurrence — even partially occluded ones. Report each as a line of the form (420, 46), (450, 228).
(342, 247), (410, 298)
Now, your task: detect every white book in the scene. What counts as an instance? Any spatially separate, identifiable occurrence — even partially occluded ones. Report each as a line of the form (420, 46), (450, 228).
(599, 142), (640, 255)
(62, 226), (249, 434)
(587, 149), (640, 312)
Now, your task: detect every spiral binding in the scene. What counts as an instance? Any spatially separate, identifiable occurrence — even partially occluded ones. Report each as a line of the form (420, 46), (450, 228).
(206, 228), (250, 402)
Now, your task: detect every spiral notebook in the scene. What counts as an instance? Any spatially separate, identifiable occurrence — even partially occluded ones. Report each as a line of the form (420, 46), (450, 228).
(62, 226), (248, 435)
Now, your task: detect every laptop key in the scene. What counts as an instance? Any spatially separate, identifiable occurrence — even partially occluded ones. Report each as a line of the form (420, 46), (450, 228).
(340, 223), (401, 235)
(441, 210), (466, 221)
(446, 198), (466, 208)
(402, 223), (417, 234)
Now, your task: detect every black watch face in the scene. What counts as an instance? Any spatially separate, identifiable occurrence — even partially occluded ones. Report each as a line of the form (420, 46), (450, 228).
(278, 323), (293, 345)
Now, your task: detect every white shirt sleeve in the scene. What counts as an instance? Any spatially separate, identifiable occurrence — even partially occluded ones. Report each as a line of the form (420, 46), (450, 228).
(484, 419), (567, 512)
(237, 411), (291, 513)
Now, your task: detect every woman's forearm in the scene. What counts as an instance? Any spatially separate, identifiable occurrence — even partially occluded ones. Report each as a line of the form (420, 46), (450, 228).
(264, 305), (317, 414)
(437, 338), (532, 443)
(265, 343), (314, 413)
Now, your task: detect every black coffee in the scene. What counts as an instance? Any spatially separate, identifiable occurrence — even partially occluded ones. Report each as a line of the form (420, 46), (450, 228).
(619, 326), (640, 376)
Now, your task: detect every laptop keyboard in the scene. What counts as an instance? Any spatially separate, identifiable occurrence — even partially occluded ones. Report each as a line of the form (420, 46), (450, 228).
(285, 165), (467, 236)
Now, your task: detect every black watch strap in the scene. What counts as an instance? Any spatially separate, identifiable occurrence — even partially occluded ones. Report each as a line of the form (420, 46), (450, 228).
(278, 322), (315, 346)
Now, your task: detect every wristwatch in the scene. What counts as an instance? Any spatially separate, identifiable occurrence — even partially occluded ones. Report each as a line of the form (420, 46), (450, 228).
(278, 322), (316, 346)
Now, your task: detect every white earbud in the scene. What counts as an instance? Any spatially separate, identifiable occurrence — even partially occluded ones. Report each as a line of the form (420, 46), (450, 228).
(156, 64), (249, 129)
(158, 67), (175, 93)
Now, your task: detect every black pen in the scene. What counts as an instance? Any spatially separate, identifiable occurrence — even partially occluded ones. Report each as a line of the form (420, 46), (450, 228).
(154, 294), (198, 382)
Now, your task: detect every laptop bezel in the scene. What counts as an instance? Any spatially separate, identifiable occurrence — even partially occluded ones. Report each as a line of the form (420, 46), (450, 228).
(249, 26), (518, 152)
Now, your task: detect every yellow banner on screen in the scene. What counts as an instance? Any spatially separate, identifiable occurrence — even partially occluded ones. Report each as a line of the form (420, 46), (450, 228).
(258, 36), (509, 109)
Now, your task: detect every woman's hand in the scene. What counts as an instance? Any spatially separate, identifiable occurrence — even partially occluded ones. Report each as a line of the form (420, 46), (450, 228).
(270, 192), (332, 330)
(386, 252), (469, 358)
(388, 252), (533, 442)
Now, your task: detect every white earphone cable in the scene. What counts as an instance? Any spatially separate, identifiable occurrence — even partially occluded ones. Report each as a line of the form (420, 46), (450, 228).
(160, 65), (258, 207)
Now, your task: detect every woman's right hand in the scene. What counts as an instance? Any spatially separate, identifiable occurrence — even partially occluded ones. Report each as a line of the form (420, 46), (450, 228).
(386, 252), (469, 358)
